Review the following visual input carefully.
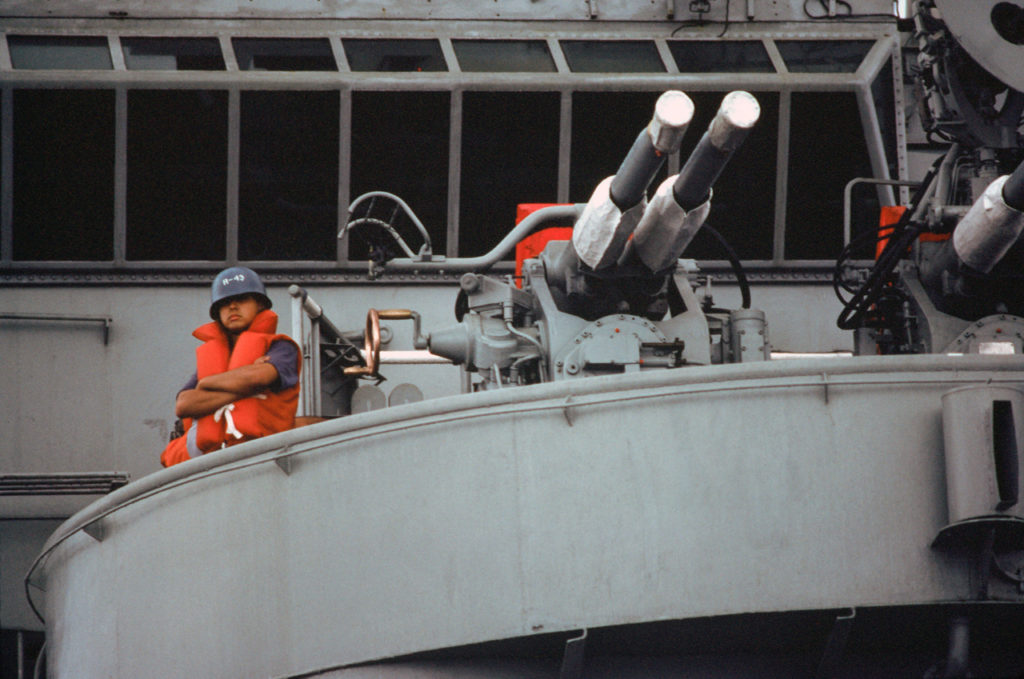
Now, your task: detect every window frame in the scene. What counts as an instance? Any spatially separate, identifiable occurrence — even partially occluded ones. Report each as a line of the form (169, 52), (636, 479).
(0, 31), (903, 275)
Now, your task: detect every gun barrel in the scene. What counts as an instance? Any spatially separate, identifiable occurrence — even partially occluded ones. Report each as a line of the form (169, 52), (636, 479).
(609, 91), (695, 211)
(571, 91), (694, 270)
(952, 157), (1024, 273)
(1003, 156), (1024, 211)
(673, 91), (760, 211)
(628, 91), (760, 272)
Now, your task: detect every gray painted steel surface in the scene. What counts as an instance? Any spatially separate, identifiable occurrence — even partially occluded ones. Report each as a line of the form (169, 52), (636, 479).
(31, 355), (1024, 678)
(0, 0), (893, 22)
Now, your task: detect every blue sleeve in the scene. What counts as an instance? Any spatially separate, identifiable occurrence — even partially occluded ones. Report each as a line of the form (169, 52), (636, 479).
(179, 372), (198, 395)
(265, 340), (300, 392)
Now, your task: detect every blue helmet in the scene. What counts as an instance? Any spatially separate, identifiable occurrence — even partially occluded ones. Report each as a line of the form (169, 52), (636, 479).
(209, 266), (272, 319)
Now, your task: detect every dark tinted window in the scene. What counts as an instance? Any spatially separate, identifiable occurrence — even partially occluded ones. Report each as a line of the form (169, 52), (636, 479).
(233, 38), (337, 71)
(453, 40), (555, 72)
(239, 91), (339, 260)
(777, 40), (874, 73)
(8, 35), (112, 70)
(786, 92), (874, 259)
(127, 90), (228, 260)
(343, 39), (446, 72)
(350, 91), (450, 259)
(12, 90), (115, 260)
(122, 37), (225, 71)
(668, 40), (774, 73)
(460, 92), (560, 256)
(561, 41), (664, 73)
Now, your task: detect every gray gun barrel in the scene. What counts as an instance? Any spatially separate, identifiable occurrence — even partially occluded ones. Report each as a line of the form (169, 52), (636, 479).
(571, 91), (693, 270)
(673, 90), (761, 211)
(609, 91), (695, 211)
(1003, 156), (1024, 211)
(951, 157), (1024, 273)
(626, 91), (760, 272)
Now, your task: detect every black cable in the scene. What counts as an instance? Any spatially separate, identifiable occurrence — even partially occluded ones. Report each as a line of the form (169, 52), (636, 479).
(835, 209), (919, 329)
(836, 222), (922, 330)
(832, 225), (886, 304)
(25, 574), (45, 624)
(717, 0), (731, 37)
(835, 154), (946, 330)
(703, 223), (751, 309)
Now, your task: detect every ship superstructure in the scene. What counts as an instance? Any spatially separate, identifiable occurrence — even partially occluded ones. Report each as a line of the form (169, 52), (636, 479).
(3, 1), (1024, 677)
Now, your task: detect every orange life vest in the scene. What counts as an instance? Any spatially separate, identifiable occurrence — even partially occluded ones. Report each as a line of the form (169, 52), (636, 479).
(160, 309), (300, 467)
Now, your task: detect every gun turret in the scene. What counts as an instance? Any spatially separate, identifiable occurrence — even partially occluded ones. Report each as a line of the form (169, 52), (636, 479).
(420, 91), (766, 387)
(550, 90), (760, 320)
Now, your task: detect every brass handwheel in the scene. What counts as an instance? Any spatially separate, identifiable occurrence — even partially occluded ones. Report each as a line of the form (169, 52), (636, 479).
(344, 308), (413, 377)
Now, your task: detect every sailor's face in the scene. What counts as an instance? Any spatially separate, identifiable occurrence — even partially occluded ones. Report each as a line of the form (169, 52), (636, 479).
(218, 294), (263, 335)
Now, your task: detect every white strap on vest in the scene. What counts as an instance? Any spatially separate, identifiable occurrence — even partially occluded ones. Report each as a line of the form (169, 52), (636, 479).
(213, 394), (268, 444)
(214, 404), (243, 441)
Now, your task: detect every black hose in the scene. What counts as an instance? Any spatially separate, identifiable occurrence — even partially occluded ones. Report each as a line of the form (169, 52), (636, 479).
(836, 210), (923, 330)
(703, 223), (751, 309)
(835, 154), (946, 330)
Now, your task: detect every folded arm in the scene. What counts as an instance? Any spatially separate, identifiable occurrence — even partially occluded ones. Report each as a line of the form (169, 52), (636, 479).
(175, 358), (280, 419)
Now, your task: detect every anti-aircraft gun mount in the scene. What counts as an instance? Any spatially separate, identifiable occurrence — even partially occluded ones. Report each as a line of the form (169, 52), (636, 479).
(330, 90), (767, 392)
(836, 0), (1024, 357)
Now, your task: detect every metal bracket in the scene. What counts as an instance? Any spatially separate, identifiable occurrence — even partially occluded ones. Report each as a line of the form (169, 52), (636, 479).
(559, 628), (587, 679)
(562, 395), (576, 426)
(814, 608), (856, 679)
(274, 448), (294, 475)
(82, 517), (105, 542)
(0, 312), (113, 344)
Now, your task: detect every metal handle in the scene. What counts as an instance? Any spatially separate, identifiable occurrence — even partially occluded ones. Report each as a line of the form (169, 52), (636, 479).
(344, 309), (383, 377)
(376, 309), (413, 320)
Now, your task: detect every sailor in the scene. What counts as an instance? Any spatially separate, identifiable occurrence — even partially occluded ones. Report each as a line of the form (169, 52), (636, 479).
(160, 266), (301, 467)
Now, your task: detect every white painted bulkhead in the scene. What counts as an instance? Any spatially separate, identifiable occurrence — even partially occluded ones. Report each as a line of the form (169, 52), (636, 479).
(32, 356), (1024, 677)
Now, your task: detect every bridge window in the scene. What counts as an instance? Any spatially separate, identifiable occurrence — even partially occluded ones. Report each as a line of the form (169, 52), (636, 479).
(561, 41), (665, 73)
(785, 91), (874, 259)
(122, 37), (226, 71)
(776, 40), (875, 73)
(350, 91), (450, 259)
(232, 38), (337, 72)
(12, 89), (114, 261)
(127, 90), (228, 261)
(239, 91), (340, 260)
(8, 35), (112, 70)
(459, 91), (560, 255)
(452, 40), (556, 72)
(668, 40), (775, 73)
(0, 34), (897, 272)
(343, 39), (447, 72)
